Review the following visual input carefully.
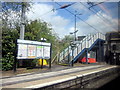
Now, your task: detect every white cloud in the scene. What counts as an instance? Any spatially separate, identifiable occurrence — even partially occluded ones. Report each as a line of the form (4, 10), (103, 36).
(72, 3), (91, 16)
(76, 11), (118, 36)
(72, 3), (88, 13)
(69, 27), (74, 32)
(26, 3), (118, 39)
(27, 3), (71, 38)
(27, 3), (56, 20)
(71, 2), (118, 36)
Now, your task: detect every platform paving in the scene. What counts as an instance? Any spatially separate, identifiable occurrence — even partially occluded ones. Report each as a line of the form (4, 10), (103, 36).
(1, 65), (117, 89)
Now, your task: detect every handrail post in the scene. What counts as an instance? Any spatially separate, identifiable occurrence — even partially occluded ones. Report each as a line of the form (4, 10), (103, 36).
(71, 48), (74, 67)
(77, 45), (79, 54)
(85, 39), (86, 48)
(90, 34), (92, 46)
(68, 47), (70, 64)
(98, 33), (99, 38)
(86, 49), (88, 64)
(63, 50), (65, 61)
(91, 35), (93, 44)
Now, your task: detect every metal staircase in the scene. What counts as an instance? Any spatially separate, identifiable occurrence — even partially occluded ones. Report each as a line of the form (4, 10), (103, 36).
(58, 32), (105, 65)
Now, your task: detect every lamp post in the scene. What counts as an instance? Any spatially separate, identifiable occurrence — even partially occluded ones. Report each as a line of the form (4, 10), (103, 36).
(70, 40), (76, 67)
(70, 29), (78, 42)
(41, 38), (47, 42)
(59, 4), (82, 66)
(59, 4), (82, 41)
(74, 13), (82, 41)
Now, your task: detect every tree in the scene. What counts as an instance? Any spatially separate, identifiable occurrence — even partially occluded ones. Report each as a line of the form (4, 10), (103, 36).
(2, 19), (59, 70)
(2, 2), (32, 29)
(59, 35), (74, 52)
(25, 20), (60, 59)
(2, 27), (19, 70)
(2, 2), (32, 70)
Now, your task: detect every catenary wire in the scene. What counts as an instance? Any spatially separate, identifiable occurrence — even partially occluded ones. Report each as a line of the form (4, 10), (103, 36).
(80, 2), (116, 31)
(55, 2), (103, 34)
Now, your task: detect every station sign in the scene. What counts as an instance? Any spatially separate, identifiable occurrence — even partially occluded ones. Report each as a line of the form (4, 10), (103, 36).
(17, 39), (51, 59)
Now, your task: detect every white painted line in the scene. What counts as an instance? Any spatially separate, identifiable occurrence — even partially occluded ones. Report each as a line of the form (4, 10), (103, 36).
(25, 76), (76, 88)
(25, 66), (118, 89)
(2, 65), (104, 85)
(76, 74), (83, 78)
(82, 66), (117, 76)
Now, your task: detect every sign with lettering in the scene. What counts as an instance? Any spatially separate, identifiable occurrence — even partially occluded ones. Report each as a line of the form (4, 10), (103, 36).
(17, 39), (51, 59)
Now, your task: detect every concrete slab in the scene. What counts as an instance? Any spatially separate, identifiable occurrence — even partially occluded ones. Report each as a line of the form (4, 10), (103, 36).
(1, 65), (118, 89)
(1, 65), (105, 86)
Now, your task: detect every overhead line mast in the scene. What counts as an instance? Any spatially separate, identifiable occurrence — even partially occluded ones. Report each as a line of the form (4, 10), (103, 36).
(55, 2), (103, 34)
(20, 2), (26, 40)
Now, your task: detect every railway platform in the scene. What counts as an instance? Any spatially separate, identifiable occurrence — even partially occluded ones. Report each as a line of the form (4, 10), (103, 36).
(1, 64), (120, 89)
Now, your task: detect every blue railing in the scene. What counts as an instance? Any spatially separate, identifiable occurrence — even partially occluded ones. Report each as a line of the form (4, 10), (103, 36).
(58, 32), (105, 64)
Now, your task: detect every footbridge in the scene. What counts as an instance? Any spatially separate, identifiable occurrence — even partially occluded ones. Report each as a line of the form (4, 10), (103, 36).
(1, 33), (120, 89)
(58, 32), (105, 65)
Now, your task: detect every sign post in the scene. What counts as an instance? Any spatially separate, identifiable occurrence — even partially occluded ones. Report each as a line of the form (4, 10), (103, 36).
(13, 40), (18, 72)
(41, 59), (43, 69)
(49, 44), (52, 69)
(16, 39), (52, 69)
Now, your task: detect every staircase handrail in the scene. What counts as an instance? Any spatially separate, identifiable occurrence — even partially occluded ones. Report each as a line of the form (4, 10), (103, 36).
(58, 32), (105, 64)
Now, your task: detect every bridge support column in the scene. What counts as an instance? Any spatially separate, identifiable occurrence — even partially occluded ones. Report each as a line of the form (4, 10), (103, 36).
(86, 49), (88, 64)
(99, 40), (101, 62)
(96, 40), (105, 63)
(101, 43), (104, 62)
(71, 48), (74, 67)
(96, 41), (101, 62)
(68, 47), (70, 64)
(68, 54), (70, 64)
(96, 40), (101, 62)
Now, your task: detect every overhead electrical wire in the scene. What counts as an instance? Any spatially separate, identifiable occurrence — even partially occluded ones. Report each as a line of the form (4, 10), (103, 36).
(24, 2), (109, 34)
(80, 2), (109, 23)
(55, 2), (103, 34)
(86, 1), (118, 31)
(91, 6), (117, 29)
(35, 2), (76, 18)
(27, 2), (112, 34)
(87, 2), (104, 9)
(80, 2), (116, 31)
(87, 0), (111, 9)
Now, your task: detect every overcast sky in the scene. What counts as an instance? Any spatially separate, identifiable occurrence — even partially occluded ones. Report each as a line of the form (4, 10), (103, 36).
(26, 2), (118, 39)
